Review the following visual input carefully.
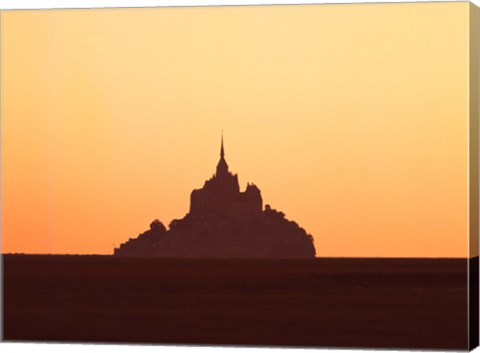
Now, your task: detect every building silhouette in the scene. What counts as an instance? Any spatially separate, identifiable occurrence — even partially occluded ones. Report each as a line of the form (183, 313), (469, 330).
(114, 135), (316, 258)
(190, 135), (262, 219)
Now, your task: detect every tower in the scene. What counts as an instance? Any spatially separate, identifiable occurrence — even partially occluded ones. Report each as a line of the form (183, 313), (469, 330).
(216, 132), (229, 177)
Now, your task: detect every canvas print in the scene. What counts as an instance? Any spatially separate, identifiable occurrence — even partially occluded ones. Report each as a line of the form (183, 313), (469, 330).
(1, 1), (479, 350)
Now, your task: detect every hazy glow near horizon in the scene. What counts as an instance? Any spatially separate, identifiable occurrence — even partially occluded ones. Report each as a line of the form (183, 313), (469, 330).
(1, 2), (472, 257)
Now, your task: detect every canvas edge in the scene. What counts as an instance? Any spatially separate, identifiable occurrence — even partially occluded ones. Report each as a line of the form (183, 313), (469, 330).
(469, 1), (480, 351)
(0, 8), (5, 344)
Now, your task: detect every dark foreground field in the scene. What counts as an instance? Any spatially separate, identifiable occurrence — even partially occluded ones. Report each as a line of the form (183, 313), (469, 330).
(2, 255), (471, 349)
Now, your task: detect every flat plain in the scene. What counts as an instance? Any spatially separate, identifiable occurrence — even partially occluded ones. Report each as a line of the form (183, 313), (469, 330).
(2, 255), (469, 349)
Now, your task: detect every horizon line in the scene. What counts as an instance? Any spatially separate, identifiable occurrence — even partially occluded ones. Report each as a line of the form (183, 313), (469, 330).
(1, 252), (476, 259)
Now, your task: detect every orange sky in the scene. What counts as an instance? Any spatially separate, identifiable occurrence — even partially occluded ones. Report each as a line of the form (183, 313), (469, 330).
(1, 2), (475, 257)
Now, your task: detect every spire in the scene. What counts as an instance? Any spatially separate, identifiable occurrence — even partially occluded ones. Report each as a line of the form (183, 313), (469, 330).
(220, 130), (225, 158)
(216, 130), (229, 176)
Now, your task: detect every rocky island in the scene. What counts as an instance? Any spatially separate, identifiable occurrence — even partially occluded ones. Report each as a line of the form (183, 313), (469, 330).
(114, 136), (316, 258)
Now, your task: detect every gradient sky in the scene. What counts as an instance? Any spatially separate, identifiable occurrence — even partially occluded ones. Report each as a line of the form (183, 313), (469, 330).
(1, 2), (473, 257)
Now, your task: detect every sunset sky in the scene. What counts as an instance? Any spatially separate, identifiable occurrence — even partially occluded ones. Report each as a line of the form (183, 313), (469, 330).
(1, 2), (475, 257)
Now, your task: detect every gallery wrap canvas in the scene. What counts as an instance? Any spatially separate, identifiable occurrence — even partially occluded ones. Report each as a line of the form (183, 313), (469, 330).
(1, 1), (479, 350)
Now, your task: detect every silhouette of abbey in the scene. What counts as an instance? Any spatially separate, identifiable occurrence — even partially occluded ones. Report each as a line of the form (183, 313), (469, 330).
(114, 135), (316, 258)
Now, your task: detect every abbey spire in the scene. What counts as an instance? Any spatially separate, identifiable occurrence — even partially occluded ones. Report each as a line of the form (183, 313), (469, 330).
(216, 131), (229, 176)
(220, 131), (225, 158)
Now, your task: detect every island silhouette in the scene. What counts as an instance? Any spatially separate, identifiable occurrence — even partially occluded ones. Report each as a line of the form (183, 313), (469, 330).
(114, 134), (316, 258)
